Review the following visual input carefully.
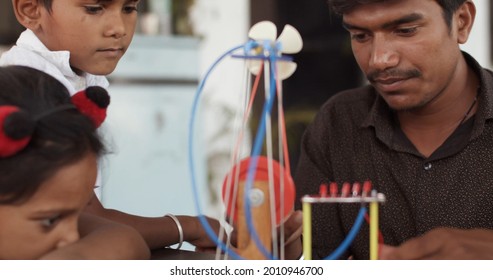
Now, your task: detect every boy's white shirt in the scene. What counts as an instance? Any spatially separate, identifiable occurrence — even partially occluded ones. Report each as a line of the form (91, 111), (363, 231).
(0, 29), (110, 197)
(0, 29), (109, 95)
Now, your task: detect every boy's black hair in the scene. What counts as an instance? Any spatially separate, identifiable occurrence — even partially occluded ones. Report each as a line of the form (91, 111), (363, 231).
(38, 0), (53, 11)
(0, 66), (105, 204)
(328, 0), (468, 29)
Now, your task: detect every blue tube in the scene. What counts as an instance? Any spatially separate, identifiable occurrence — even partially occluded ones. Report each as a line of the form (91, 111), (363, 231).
(188, 44), (246, 260)
(324, 207), (367, 260)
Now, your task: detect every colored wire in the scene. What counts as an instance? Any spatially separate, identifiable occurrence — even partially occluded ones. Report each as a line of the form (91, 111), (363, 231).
(231, 64), (263, 163)
(263, 60), (279, 259)
(275, 68), (291, 177)
(190, 41), (292, 260)
(324, 207), (367, 260)
(219, 64), (264, 259)
(243, 54), (280, 259)
(275, 64), (289, 259)
(189, 44), (246, 260)
(216, 64), (251, 260)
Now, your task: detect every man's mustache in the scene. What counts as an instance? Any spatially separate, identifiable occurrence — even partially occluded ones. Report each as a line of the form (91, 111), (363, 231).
(367, 68), (421, 83)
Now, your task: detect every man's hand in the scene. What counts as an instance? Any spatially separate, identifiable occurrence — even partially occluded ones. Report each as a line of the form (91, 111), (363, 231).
(281, 210), (303, 259)
(379, 228), (493, 259)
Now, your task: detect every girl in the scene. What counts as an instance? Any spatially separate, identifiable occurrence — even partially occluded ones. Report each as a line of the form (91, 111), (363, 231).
(0, 65), (149, 259)
(2, 0), (222, 251)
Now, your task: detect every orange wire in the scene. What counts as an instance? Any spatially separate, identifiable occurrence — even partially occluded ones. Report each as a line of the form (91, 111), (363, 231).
(223, 64), (264, 227)
(275, 66), (291, 177)
(231, 64), (264, 163)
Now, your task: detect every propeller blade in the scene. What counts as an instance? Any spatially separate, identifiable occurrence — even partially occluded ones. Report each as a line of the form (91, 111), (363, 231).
(276, 61), (297, 80)
(277, 24), (303, 54)
(248, 21), (277, 42)
(246, 59), (263, 76)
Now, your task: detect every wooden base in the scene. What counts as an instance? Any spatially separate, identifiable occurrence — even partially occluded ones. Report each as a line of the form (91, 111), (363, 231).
(236, 180), (272, 259)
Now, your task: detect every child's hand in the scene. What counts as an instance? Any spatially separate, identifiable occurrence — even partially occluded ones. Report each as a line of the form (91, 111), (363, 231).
(189, 216), (236, 253)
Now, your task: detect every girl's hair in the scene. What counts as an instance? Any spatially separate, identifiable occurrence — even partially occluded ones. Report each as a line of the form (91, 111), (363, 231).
(328, 0), (467, 29)
(0, 66), (105, 204)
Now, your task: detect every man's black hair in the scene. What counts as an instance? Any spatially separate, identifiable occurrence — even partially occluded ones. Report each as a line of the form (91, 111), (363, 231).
(328, 0), (468, 29)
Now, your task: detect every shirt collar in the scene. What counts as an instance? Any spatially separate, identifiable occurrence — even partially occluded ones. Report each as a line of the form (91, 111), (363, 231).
(361, 89), (397, 152)
(16, 29), (78, 78)
(466, 51), (493, 140)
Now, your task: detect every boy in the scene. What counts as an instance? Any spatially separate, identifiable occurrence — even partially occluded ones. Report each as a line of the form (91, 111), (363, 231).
(1, 0), (221, 251)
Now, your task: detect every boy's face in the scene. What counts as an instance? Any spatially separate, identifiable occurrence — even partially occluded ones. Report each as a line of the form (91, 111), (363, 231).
(35, 0), (140, 75)
(0, 153), (97, 259)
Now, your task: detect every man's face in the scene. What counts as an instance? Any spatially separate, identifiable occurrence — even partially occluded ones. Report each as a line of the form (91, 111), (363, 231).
(35, 0), (140, 75)
(0, 153), (97, 259)
(342, 0), (463, 111)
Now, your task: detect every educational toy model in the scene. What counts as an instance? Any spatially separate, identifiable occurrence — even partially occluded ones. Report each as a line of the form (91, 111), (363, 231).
(301, 181), (385, 260)
(188, 20), (302, 260)
(188, 20), (385, 260)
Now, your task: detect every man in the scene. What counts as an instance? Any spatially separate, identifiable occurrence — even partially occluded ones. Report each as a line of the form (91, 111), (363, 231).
(293, 0), (493, 259)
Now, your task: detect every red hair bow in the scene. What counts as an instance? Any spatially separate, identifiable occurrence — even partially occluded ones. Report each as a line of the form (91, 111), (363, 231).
(71, 86), (110, 128)
(0, 106), (34, 157)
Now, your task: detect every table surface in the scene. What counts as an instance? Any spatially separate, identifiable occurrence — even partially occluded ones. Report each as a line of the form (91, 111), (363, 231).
(151, 248), (219, 260)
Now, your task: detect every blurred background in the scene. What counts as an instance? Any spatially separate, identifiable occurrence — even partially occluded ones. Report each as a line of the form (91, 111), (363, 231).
(1, 0), (491, 248)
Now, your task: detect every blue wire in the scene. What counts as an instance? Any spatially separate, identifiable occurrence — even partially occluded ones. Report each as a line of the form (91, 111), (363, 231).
(188, 44), (246, 260)
(324, 207), (367, 260)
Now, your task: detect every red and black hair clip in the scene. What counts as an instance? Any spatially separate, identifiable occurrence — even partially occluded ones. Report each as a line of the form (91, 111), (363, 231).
(71, 86), (110, 128)
(0, 104), (76, 157)
(0, 106), (35, 157)
(0, 86), (110, 158)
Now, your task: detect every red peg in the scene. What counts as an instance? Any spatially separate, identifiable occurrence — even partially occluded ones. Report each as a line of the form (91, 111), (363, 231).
(341, 182), (350, 197)
(329, 182), (338, 197)
(352, 182), (361, 196)
(319, 183), (328, 197)
(363, 181), (372, 196)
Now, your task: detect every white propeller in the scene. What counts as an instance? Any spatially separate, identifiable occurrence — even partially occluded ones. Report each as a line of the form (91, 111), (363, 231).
(246, 21), (303, 80)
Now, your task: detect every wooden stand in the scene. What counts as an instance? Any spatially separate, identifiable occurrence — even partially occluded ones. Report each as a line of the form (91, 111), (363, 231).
(235, 180), (272, 260)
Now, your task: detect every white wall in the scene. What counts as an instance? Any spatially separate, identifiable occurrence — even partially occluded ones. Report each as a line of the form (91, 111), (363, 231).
(461, 0), (491, 69)
(103, 0), (252, 224)
(190, 0), (251, 217)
